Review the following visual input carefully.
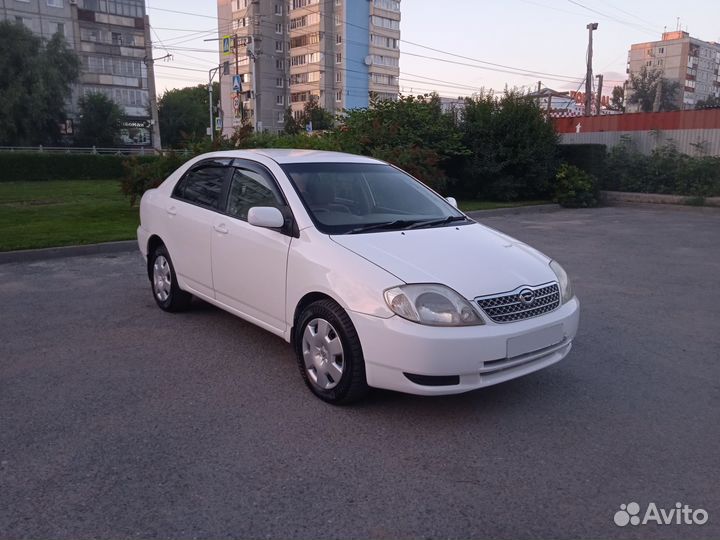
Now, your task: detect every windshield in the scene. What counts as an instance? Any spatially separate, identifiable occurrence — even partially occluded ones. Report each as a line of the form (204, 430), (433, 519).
(281, 162), (467, 234)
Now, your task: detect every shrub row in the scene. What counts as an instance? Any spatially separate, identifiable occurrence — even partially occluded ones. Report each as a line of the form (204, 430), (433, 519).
(603, 143), (720, 197)
(0, 152), (156, 182)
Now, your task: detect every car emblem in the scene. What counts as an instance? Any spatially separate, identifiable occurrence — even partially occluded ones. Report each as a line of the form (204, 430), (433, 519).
(518, 288), (535, 306)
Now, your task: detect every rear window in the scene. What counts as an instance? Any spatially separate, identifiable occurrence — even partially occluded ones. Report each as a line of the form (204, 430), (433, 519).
(173, 164), (228, 209)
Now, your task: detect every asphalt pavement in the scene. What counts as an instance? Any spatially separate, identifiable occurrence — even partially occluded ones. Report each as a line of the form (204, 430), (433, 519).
(1, 205), (719, 540)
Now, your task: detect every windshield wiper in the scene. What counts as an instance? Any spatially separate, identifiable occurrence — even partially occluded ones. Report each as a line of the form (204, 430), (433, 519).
(405, 215), (470, 230)
(347, 219), (419, 234)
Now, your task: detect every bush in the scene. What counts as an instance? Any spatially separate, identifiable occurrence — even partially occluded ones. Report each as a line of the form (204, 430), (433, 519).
(0, 152), (154, 182)
(120, 152), (190, 205)
(555, 163), (599, 208)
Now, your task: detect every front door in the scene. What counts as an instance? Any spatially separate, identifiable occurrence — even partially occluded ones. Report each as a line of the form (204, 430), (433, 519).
(211, 161), (292, 333)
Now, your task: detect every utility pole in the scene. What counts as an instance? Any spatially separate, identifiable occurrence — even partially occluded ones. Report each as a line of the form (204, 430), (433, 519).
(247, 38), (259, 133)
(144, 15), (163, 152)
(595, 74), (604, 115)
(653, 78), (663, 112)
(585, 22), (598, 116)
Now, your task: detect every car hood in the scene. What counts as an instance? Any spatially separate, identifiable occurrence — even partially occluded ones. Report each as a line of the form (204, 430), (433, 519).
(330, 223), (556, 299)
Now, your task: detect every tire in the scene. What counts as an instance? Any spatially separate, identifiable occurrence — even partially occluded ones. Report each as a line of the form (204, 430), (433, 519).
(149, 244), (192, 312)
(294, 299), (369, 404)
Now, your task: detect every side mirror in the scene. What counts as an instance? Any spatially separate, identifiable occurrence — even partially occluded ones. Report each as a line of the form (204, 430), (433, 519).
(248, 206), (285, 229)
(446, 196), (458, 209)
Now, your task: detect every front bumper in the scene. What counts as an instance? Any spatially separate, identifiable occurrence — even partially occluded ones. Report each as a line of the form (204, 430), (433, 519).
(349, 296), (580, 395)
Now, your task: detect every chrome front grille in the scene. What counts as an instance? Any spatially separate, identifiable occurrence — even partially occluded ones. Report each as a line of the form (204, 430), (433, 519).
(476, 282), (560, 323)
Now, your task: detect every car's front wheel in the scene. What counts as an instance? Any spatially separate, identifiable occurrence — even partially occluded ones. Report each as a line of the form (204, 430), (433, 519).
(150, 244), (192, 312)
(295, 299), (369, 404)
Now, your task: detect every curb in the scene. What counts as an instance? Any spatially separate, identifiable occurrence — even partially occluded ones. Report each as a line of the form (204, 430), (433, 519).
(465, 203), (560, 218)
(0, 240), (137, 264)
(601, 191), (720, 207)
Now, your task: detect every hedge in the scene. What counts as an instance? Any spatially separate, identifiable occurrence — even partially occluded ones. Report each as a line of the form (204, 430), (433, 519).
(0, 152), (158, 182)
(557, 144), (607, 181)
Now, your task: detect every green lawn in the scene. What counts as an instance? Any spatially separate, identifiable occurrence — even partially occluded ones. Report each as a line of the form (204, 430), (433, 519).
(459, 199), (551, 212)
(0, 180), (138, 251)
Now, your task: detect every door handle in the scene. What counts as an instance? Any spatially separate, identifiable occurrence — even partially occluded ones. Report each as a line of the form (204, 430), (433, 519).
(214, 224), (229, 235)
(166, 206), (177, 216)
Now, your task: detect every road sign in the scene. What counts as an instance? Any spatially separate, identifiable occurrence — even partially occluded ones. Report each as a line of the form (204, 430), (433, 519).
(232, 95), (240, 111)
(222, 35), (231, 56)
(232, 74), (243, 93)
(215, 116), (223, 131)
(306, 121), (313, 133)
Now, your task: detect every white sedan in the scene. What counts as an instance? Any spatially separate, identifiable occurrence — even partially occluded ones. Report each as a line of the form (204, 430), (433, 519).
(137, 150), (579, 403)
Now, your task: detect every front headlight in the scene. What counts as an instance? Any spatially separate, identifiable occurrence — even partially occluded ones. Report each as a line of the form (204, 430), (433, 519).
(384, 284), (484, 326)
(550, 260), (574, 304)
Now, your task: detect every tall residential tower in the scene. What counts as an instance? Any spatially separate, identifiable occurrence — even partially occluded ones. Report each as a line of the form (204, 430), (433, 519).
(1, 0), (159, 148)
(217, 0), (400, 135)
(626, 31), (720, 111)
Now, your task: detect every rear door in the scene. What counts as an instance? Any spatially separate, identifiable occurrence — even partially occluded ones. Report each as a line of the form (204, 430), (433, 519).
(167, 159), (231, 298)
(211, 160), (292, 333)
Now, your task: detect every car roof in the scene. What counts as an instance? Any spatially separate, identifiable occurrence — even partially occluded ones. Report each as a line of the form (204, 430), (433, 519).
(204, 149), (384, 165)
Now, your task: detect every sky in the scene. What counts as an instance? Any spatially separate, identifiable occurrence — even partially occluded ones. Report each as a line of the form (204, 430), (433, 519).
(147, 0), (720, 98)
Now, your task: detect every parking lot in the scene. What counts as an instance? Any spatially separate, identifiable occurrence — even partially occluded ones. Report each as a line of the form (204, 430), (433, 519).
(1, 205), (719, 539)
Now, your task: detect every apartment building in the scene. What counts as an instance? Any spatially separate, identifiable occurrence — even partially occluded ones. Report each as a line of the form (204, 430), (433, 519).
(626, 31), (720, 111)
(217, 0), (401, 135)
(1, 0), (159, 147)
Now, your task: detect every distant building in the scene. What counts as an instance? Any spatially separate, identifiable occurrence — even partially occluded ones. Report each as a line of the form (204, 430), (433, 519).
(217, 0), (401, 135)
(626, 31), (720, 111)
(1, 0), (159, 148)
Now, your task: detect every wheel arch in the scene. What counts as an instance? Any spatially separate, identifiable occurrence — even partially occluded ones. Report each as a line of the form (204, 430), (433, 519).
(146, 234), (165, 279)
(291, 291), (344, 345)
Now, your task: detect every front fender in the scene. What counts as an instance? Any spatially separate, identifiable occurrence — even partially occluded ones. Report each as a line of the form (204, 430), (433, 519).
(286, 228), (401, 338)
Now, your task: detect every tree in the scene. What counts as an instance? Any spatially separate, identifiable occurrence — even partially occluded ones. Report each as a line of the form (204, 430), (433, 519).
(695, 94), (720, 109)
(283, 106), (302, 135)
(458, 90), (559, 200)
(627, 67), (679, 112)
(76, 92), (124, 147)
(610, 85), (625, 112)
(158, 83), (219, 147)
(301, 96), (334, 131)
(0, 21), (79, 145)
(334, 93), (467, 190)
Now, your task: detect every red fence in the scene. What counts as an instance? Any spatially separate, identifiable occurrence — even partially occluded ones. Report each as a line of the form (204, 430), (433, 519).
(552, 109), (720, 134)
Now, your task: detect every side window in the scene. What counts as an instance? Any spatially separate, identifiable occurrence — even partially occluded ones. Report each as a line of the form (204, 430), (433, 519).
(226, 167), (285, 221)
(173, 165), (228, 209)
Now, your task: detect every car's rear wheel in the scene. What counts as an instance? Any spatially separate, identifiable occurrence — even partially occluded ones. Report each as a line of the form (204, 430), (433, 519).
(295, 299), (369, 404)
(150, 245), (192, 312)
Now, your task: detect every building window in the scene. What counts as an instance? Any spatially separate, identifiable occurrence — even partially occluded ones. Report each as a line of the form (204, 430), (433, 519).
(275, 23), (283, 34)
(47, 0), (63, 7)
(336, 71), (342, 82)
(276, 59), (283, 70)
(373, 0), (400, 11)
(276, 95), (284, 105)
(336, 90), (342, 102)
(275, 3), (282, 14)
(336, 52), (342, 63)
(276, 78), (284, 87)
(371, 15), (400, 30)
(275, 40), (283, 52)
(290, 0), (319, 9)
(336, 34), (342, 44)
(54, 22), (64, 36)
(278, 111), (284, 123)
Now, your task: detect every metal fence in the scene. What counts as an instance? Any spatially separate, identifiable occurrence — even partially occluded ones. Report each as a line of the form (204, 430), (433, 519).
(0, 146), (159, 156)
(559, 129), (720, 156)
